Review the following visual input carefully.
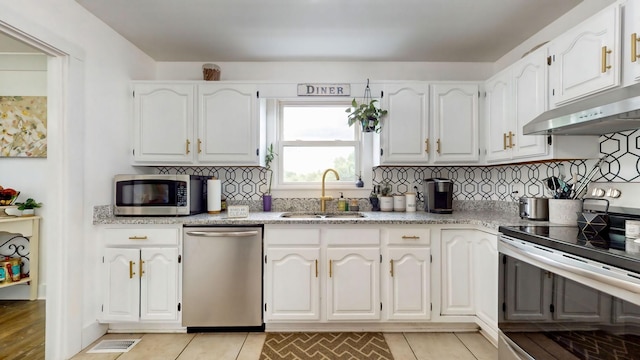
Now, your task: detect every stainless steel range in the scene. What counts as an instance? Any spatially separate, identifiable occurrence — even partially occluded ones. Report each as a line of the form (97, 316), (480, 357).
(497, 182), (640, 360)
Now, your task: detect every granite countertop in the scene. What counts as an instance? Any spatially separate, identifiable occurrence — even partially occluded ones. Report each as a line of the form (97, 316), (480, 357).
(93, 205), (547, 231)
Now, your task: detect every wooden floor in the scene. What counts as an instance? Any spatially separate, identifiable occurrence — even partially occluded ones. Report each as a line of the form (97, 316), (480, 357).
(72, 331), (497, 360)
(0, 300), (45, 360)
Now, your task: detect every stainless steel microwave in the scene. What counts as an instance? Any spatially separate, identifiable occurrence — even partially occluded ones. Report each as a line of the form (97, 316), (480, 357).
(114, 174), (207, 216)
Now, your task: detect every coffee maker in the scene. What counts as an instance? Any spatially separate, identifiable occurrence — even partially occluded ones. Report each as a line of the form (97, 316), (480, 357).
(423, 178), (454, 214)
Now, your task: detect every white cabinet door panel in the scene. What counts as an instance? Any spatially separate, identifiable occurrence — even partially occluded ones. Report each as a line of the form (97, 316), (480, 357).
(441, 230), (474, 315)
(133, 84), (194, 164)
(327, 247), (380, 320)
(266, 247), (321, 321)
(140, 248), (179, 322)
(102, 248), (141, 322)
(380, 84), (429, 164)
(386, 247), (431, 320)
(431, 84), (479, 163)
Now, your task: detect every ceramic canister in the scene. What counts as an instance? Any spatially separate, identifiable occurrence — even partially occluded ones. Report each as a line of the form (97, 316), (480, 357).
(393, 195), (406, 212)
(405, 192), (416, 212)
(380, 196), (394, 212)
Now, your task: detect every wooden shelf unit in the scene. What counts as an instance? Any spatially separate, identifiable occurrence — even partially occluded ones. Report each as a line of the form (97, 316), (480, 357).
(0, 216), (40, 300)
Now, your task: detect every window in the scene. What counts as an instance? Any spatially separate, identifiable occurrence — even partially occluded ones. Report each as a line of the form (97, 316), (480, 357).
(278, 101), (359, 187)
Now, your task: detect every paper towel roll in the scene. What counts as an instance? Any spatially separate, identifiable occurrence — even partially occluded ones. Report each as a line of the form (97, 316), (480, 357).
(207, 178), (221, 214)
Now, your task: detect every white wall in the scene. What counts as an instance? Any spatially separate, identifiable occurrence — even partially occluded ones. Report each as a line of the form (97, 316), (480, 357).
(156, 61), (494, 82)
(0, 53), (47, 300)
(1, 1), (156, 359)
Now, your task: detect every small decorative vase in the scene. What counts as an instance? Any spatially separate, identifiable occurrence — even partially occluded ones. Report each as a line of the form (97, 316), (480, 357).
(369, 197), (380, 211)
(263, 194), (272, 212)
(356, 176), (364, 188)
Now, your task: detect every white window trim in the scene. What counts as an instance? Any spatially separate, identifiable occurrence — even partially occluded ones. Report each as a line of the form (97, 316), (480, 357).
(265, 98), (375, 198)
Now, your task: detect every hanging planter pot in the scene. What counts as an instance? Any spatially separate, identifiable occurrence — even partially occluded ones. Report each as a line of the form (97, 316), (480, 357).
(346, 79), (388, 133)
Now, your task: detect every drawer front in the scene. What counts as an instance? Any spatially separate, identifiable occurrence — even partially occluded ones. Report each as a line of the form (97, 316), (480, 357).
(265, 227), (321, 245)
(104, 227), (180, 246)
(0, 218), (35, 237)
(324, 228), (380, 245)
(385, 227), (431, 245)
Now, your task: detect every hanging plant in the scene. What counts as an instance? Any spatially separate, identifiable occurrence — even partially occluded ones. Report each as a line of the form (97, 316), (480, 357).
(346, 98), (388, 133)
(345, 79), (388, 133)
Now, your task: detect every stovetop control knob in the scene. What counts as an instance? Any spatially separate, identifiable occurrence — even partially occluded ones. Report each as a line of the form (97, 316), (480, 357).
(591, 187), (605, 197)
(606, 188), (621, 198)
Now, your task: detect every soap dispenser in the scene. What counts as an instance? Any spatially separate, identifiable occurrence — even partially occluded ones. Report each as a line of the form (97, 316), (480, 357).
(337, 192), (347, 211)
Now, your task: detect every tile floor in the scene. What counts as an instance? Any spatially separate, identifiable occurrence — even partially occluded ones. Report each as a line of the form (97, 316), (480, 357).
(71, 331), (497, 360)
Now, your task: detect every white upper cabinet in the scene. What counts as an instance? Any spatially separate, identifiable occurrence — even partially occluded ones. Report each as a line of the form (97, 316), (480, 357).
(512, 49), (549, 159)
(132, 82), (265, 166)
(484, 71), (512, 163)
(622, 0), (640, 85)
(485, 47), (549, 163)
(483, 46), (599, 164)
(380, 83), (430, 164)
(133, 83), (195, 164)
(197, 83), (264, 165)
(431, 83), (480, 164)
(548, 4), (621, 106)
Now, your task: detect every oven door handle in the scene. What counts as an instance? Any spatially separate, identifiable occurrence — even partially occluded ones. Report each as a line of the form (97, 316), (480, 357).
(499, 332), (534, 360)
(500, 239), (640, 295)
(185, 230), (259, 237)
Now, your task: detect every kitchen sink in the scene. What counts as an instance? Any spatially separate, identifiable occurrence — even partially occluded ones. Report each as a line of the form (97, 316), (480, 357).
(280, 212), (366, 219)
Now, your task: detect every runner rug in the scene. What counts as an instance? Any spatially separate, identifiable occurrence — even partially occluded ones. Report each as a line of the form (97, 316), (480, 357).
(259, 332), (394, 360)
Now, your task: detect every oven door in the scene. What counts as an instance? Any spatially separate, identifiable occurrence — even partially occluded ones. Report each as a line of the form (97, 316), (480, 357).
(498, 234), (640, 360)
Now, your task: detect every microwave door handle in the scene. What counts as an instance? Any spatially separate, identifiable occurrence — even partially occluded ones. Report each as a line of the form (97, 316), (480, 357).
(500, 240), (640, 295)
(185, 230), (259, 238)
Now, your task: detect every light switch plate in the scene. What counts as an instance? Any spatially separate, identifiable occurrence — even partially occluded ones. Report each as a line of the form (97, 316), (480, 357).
(227, 205), (250, 218)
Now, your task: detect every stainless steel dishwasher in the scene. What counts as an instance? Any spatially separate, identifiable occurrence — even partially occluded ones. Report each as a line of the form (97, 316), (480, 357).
(182, 226), (264, 332)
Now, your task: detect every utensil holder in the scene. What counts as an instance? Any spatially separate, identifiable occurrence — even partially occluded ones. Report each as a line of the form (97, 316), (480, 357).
(548, 199), (583, 225)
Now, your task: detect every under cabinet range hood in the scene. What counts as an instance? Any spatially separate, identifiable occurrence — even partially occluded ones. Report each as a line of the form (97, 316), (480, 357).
(523, 84), (640, 135)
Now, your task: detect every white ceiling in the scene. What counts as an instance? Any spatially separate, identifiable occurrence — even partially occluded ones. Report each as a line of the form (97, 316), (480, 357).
(74, 0), (583, 62)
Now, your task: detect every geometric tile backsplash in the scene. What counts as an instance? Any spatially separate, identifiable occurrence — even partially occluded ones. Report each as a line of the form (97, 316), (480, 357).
(158, 130), (640, 201)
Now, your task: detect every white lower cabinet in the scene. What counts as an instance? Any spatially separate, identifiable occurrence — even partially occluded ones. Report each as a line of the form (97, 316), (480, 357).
(384, 227), (431, 321)
(326, 247), (380, 320)
(265, 225), (386, 323)
(440, 229), (498, 337)
(100, 226), (181, 324)
(265, 247), (320, 321)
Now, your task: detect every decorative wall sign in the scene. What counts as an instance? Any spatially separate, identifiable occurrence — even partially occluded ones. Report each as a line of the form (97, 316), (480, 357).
(297, 83), (350, 97)
(0, 96), (47, 157)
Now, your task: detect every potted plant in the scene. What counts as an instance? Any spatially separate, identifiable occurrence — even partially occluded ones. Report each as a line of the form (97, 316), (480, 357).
(15, 198), (42, 216)
(263, 143), (277, 212)
(345, 98), (388, 133)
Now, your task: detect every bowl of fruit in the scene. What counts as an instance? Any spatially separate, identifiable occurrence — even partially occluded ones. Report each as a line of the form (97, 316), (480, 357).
(0, 187), (20, 217)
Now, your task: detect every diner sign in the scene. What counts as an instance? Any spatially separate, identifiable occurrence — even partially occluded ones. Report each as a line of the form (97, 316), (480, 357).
(297, 83), (350, 96)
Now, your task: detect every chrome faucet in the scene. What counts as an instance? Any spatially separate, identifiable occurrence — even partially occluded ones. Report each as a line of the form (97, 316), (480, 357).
(320, 168), (340, 212)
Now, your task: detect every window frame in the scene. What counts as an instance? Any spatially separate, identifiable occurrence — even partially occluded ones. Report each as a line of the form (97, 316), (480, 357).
(272, 99), (370, 192)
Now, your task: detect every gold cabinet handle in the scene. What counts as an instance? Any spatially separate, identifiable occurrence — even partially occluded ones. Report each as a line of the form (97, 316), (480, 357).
(315, 259), (318, 278)
(329, 260), (333, 278)
(633, 33), (640, 63)
(128, 236), (148, 240)
(508, 131), (515, 149)
(186, 139), (191, 154)
(503, 133), (507, 150)
(602, 46), (612, 73)
(436, 138), (441, 154)
(129, 261), (136, 279)
(139, 260), (145, 278)
(424, 138), (429, 154)
(390, 260), (394, 277)
(197, 139), (202, 153)
(401, 235), (420, 240)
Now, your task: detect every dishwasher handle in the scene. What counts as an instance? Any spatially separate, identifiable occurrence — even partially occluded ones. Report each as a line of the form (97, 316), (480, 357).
(185, 230), (259, 238)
